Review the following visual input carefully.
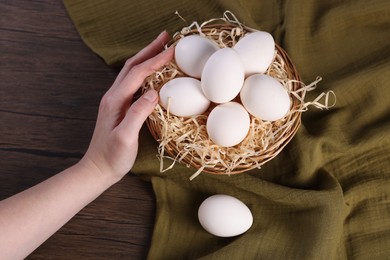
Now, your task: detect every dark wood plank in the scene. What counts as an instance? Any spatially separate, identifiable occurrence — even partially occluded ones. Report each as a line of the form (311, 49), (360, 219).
(0, 1), (155, 259)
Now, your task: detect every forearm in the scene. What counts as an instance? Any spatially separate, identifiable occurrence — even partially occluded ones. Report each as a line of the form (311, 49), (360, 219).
(0, 159), (119, 260)
(0, 32), (172, 260)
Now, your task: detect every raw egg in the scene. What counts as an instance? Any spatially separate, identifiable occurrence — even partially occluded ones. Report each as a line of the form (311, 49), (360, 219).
(159, 77), (211, 117)
(198, 194), (253, 237)
(175, 35), (220, 78)
(234, 31), (275, 76)
(240, 74), (291, 121)
(201, 48), (245, 103)
(206, 102), (250, 147)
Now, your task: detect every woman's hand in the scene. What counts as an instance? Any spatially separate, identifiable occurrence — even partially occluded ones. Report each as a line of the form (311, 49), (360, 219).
(0, 31), (174, 260)
(81, 31), (173, 182)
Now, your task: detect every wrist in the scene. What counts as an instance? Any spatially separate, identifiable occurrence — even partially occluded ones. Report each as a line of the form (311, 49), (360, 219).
(77, 156), (123, 187)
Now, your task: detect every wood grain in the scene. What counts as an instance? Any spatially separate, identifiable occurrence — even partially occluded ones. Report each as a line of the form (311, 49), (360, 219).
(0, 1), (155, 259)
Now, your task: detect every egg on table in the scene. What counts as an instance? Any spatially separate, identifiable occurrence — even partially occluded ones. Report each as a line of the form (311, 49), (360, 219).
(240, 74), (291, 121)
(201, 48), (245, 103)
(206, 102), (250, 147)
(175, 35), (220, 78)
(198, 194), (253, 237)
(234, 31), (275, 76)
(159, 77), (211, 117)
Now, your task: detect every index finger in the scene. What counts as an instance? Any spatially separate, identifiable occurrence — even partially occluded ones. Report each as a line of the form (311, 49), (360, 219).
(110, 47), (174, 111)
(122, 46), (174, 92)
(112, 31), (171, 89)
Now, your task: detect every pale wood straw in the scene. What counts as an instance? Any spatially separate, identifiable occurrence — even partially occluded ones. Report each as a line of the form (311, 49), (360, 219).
(142, 23), (304, 176)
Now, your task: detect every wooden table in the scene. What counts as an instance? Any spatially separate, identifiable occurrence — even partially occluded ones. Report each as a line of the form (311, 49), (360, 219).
(0, 1), (155, 258)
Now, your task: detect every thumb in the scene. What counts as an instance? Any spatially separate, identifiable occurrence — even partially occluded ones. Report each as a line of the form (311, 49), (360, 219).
(121, 89), (158, 138)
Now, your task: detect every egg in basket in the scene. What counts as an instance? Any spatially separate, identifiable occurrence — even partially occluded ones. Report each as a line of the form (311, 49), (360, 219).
(141, 12), (334, 180)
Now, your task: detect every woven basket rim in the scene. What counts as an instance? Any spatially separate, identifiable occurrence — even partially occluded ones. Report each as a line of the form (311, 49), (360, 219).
(144, 23), (303, 175)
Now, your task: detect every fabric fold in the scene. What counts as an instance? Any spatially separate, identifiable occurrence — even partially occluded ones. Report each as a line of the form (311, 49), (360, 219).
(148, 170), (348, 259)
(63, 0), (390, 258)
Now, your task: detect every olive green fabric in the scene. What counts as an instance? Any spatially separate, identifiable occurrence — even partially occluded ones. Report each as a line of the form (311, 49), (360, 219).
(63, 0), (390, 259)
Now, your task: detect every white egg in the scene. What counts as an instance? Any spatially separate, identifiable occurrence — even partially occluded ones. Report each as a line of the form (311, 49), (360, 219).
(175, 35), (220, 78)
(159, 77), (211, 117)
(201, 48), (245, 103)
(240, 74), (291, 121)
(206, 102), (250, 147)
(234, 31), (275, 76)
(198, 194), (253, 237)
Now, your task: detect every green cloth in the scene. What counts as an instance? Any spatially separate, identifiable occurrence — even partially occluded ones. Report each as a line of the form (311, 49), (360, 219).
(63, 0), (390, 259)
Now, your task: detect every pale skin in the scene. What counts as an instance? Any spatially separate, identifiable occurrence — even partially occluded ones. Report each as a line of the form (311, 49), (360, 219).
(0, 31), (173, 260)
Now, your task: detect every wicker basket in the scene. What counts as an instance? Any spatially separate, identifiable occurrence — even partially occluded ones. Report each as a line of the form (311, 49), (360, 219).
(142, 22), (304, 177)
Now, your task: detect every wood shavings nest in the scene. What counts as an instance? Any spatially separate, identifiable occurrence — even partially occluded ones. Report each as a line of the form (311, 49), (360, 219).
(141, 12), (335, 180)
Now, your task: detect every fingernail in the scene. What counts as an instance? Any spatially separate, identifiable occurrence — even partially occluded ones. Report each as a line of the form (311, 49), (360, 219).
(143, 90), (158, 102)
(157, 30), (167, 40)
